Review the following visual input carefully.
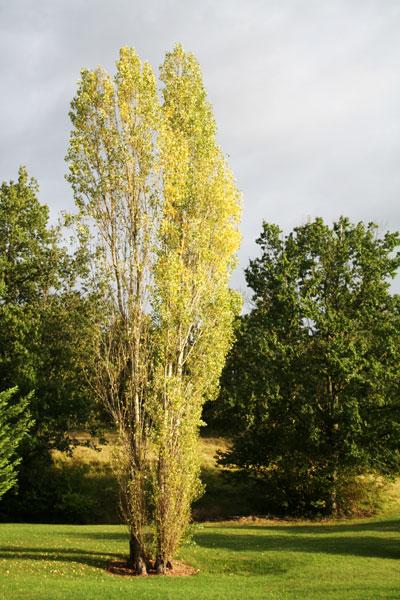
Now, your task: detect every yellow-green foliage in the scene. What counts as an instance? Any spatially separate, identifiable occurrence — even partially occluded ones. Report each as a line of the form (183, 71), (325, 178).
(152, 45), (241, 565)
(66, 44), (241, 570)
(67, 46), (162, 573)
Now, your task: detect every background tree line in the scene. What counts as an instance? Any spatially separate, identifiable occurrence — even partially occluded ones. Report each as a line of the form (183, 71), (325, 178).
(0, 167), (104, 520)
(3, 169), (400, 523)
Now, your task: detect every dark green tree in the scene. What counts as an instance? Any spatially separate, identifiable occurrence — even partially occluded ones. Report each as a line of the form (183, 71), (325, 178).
(0, 168), (102, 519)
(220, 217), (400, 515)
(0, 388), (33, 498)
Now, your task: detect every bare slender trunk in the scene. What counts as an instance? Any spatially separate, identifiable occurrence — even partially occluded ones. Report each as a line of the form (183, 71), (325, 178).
(327, 467), (338, 516)
(129, 531), (147, 575)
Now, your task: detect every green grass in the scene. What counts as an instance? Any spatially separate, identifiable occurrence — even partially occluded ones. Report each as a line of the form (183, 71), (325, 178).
(1, 514), (399, 599)
(6, 439), (398, 597)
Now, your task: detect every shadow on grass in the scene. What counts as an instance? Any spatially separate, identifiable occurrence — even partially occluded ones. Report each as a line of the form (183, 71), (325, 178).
(0, 544), (288, 577)
(194, 528), (400, 560)
(2, 518), (398, 571)
(218, 518), (400, 535)
(0, 546), (125, 569)
(61, 531), (128, 541)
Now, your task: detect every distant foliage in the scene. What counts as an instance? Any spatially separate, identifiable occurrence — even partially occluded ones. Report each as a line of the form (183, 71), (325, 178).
(219, 217), (400, 515)
(0, 167), (103, 519)
(0, 388), (33, 498)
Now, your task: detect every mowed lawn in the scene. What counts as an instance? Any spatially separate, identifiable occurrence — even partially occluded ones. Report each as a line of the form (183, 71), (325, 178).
(0, 514), (399, 600)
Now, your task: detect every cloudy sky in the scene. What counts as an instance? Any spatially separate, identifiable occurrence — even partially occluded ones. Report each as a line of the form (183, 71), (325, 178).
(1, 0), (400, 298)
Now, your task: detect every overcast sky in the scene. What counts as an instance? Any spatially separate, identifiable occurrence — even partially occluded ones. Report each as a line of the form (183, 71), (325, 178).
(1, 0), (400, 298)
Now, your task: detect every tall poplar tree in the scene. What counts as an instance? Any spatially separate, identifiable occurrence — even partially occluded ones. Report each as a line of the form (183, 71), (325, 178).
(66, 44), (241, 573)
(67, 47), (160, 573)
(152, 45), (241, 570)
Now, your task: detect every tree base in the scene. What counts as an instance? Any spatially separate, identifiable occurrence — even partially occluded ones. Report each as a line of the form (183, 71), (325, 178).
(107, 559), (199, 577)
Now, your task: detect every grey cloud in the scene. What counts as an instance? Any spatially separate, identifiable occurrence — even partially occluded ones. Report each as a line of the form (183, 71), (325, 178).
(1, 0), (400, 295)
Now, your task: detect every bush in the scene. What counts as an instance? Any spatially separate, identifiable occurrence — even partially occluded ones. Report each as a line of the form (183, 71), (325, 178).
(222, 467), (391, 518)
(336, 472), (390, 517)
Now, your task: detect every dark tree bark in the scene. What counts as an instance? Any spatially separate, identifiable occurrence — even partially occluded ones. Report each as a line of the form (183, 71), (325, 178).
(155, 556), (166, 575)
(129, 532), (147, 575)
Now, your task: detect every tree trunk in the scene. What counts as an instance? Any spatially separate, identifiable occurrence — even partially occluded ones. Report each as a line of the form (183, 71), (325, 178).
(327, 468), (338, 516)
(155, 556), (168, 574)
(331, 470), (337, 515)
(129, 532), (147, 575)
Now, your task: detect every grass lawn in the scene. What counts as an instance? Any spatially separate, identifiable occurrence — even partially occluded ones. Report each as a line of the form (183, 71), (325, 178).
(1, 513), (399, 600)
